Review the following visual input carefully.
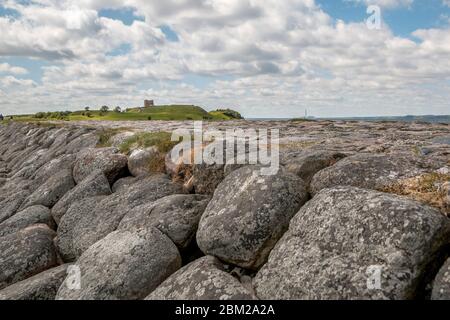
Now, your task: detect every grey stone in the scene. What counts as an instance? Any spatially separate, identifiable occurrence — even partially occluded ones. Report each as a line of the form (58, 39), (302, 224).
(21, 169), (75, 209)
(197, 166), (309, 270)
(0, 190), (28, 224)
(119, 194), (210, 250)
(254, 186), (450, 300)
(310, 153), (423, 195)
(432, 135), (450, 145)
(0, 265), (69, 300)
(51, 171), (111, 224)
(432, 258), (450, 300)
(128, 147), (161, 177)
(56, 174), (183, 261)
(147, 256), (254, 300)
(0, 225), (58, 290)
(284, 150), (347, 185)
(0, 205), (54, 238)
(73, 147), (128, 184)
(56, 228), (181, 300)
(112, 176), (138, 193)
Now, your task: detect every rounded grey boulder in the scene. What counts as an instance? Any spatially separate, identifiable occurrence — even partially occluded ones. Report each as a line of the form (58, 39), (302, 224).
(310, 153), (423, 195)
(0, 205), (55, 238)
(20, 169), (75, 209)
(56, 228), (182, 300)
(254, 186), (450, 300)
(197, 166), (309, 270)
(119, 194), (210, 250)
(51, 171), (111, 224)
(72, 147), (128, 184)
(431, 258), (450, 300)
(56, 174), (183, 262)
(0, 225), (58, 290)
(147, 256), (255, 300)
(0, 264), (69, 300)
(128, 147), (161, 177)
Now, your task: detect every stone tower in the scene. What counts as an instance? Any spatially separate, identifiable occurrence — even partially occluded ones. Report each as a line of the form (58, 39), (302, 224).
(144, 100), (154, 108)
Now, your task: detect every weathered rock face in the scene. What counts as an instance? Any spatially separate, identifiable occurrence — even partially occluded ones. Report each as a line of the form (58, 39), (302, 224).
(0, 190), (28, 224)
(310, 153), (424, 195)
(72, 147), (128, 184)
(432, 258), (450, 300)
(0, 265), (69, 300)
(119, 194), (210, 250)
(56, 228), (182, 300)
(0, 205), (55, 238)
(128, 147), (161, 177)
(192, 164), (227, 195)
(197, 166), (309, 270)
(284, 150), (347, 186)
(51, 171), (111, 224)
(147, 256), (254, 300)
(56, 174), (183, 262)
(0, 225), (58, 290)
(254, 187), (450, 300)
(20, 169), (75, 210)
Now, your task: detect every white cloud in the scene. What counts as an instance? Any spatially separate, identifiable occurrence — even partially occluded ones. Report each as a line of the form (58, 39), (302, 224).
(0, 0), (449, 117)
(346, 0), (414, 9)
(0, 63), (28, 75)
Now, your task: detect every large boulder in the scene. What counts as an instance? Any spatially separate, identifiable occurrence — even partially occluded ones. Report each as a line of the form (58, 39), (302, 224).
(20, 169), (75, 209)
(310, 153), (423, 195)
(147, 256), (254, 300)
(0, 190), (30, 224)
(0, 205), (55, 238)
(254, 187), (450, 300)
(51, 171), (111, 224)
(128, 147), (162, 177)
(431, 258), (450, 300)
(284, 150), (347, 185)
(0, 225), (58, 290)
(56, 228), (181, 300)
(56, 175), (183, 261)
(0, 265), (69, 300)
(72, 147), (128, 184)
(197, 166), (309, 270)
(119, 194), (210, 250)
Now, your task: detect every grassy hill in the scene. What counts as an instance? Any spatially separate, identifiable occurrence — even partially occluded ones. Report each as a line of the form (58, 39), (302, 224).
(11, 105), (244, 122)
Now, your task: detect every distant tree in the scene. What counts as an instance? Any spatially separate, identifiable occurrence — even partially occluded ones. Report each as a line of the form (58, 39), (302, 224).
(100, 106), (109, 113)
(85, 106), (90, 112)
(34, 112), (46, 119)
(114, 106), (122, 113)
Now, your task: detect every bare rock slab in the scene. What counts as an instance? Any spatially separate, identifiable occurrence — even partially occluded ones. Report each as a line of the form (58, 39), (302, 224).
(197, 166), (309, 270)
(0, 265), (69, 300)
(147, 256), (254, 300)
(56, 228), (181, 300)
(0, 225), (58, 290)
(254, 187), (450, 300)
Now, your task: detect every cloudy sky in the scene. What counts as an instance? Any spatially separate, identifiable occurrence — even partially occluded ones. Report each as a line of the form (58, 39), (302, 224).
(0, 0), (450, 118)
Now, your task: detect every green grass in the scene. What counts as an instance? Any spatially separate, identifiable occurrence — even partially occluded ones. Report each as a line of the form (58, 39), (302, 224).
(118, 132), (179, 155)
(11, 105), (243, 122)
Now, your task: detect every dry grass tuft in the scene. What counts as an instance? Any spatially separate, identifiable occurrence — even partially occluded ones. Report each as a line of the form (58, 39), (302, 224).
(380, 172), (450, 215)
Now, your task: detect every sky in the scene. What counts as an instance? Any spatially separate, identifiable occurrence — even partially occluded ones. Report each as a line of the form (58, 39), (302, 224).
(0, 0), (450, 118)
